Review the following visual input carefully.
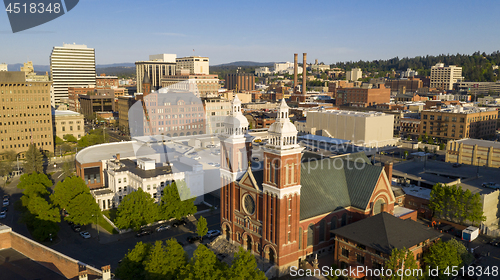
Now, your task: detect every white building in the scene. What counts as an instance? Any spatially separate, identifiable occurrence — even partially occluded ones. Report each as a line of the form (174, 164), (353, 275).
(273, 62), (294, 73)
(402, 68), (418, 78)
(430, 63), (463, 90)
(0, 63), (7, 71)
(255, 67), (271, 77)
(176, 56), (209, 75)
(346, 68), (362, 82)
(203, 96), (231, 134)
(149, 54), (177, 63)
(301, 109), (396, 147)
(136, 55), (177, 93)
(50, 43), (96, 105)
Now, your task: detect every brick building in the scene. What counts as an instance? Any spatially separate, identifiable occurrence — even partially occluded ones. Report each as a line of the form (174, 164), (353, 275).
(96, 74), (119, 88)
(332, 212), (442, 279)
(385, 77), (423, 93)
(220, 99), (397, 276)
(335, 84), (390, 107)
(225, 73), (255, 91)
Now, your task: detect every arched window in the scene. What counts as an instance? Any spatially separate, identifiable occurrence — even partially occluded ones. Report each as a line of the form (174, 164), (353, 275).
(330, 216), (338, 239)
(374, 198), (385, 215)
(341, 213), (347, 226)
(299, 227), (303, 250)
(319, 220), (325, 242)
(307, 223), (314, 247)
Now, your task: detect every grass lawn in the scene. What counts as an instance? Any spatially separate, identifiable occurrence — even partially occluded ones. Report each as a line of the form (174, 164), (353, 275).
(98, 212), (118, 234)
(102, 208), (118, 223)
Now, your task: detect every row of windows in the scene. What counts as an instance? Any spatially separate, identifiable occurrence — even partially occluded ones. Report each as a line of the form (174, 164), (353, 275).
(1, 141), (51, 149)
(0, 89), (49, 94)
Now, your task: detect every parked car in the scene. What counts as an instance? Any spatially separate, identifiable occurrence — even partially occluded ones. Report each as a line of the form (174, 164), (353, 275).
(136, 229), (152, 237)
(452, 163), (461, 168)
(482, 182), (500, 189)
(187, 235), (201, 243)
(488, 239), (498, 246)
(72, 224), (82, 232)
(172, 219), (187, 228)
(206, 144), (215, 148)
(2, 195), (9, 206)
(0, 211), (6, 219)
(80, 231), (91, 239)
(156, 225), (171, 232)
(205, 230), (221, 239)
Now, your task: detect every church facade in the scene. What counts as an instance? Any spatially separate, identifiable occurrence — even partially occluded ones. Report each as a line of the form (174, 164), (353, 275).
(219, 97), (396, 275)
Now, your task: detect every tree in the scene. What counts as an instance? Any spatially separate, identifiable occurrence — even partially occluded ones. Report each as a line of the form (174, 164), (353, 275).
(51, 176), (101, 225)
(55, 136), (64, 145)
(115, 242), (151, 280)
(424, 240), (462, 280)
(0, 161), (13, 185)
(23, 144), (44, 174)
(143, 241), (171, 280)
(63, 134), (78, 142)
(181, 244), (225, 280)
(115, 188), (158, 230)
(61, 160), (75, 179)
(2, 150), (17, 162)
(447, 238), (473, 266)
(158, 181), (197, 221)
(383, 248), (418, 280)
(229, 247), (267, 280)
(197, 216), (208, 241)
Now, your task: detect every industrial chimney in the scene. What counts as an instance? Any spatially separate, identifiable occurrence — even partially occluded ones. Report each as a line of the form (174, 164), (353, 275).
(293, 53), (298, 93)
(302, 53), (307, 96)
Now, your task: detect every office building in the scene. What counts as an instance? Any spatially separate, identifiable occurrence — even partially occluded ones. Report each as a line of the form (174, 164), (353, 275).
(225, 73), (255, 91)
(136, 54), (176, 93)
(52, 110), (85, 140)
(346, 68), (362, 82)
(420, 106), (497, 140)
(161, 69), (220, 97)
(176, 56), (209, 75)
(0, 71), (54, 156)
(303, 109), (396, 147)
(202, 96), (231, 134)
(430, 63), (463, 90)
(335, 84), (390, 107)
(50, 43), (96, 105)
(79, 90), (115, 118)
(117, 95), (137, 134)
(385, 77), (423, 93)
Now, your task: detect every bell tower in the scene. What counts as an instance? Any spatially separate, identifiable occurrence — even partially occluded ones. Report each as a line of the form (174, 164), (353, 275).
(220, 95), (249, 242)
(262, 99), (303, 269)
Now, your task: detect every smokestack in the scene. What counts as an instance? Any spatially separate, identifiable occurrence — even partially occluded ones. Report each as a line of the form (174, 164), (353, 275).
(383, 162), (393, 183)
(302, 53), (307, 95)
(293, 54), (298, 93)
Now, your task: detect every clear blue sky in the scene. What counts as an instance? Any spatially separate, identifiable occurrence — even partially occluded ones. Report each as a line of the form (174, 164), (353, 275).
(1, 0), (499, 66)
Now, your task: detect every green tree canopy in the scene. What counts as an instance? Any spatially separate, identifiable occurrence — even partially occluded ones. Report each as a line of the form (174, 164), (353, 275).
(383, 247), (418, 280)
(63, 134), (78, 142)
(23, 144), (44, 174)
(159, 180), (197, 221)
(424, 240), (463, 280)
(228, 247), (267, 280)
(115, 188), (158, 230)
(115, 242), (151, 280)
(1, 150), (18, 161)
(197, 216), (208, 241)
(55, 136), (64, 145)
(181, 244), (225, 280)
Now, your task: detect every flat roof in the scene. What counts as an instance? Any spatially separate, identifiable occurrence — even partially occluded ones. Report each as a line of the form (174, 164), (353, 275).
(298, 134), (350, 145)
(53, 110), (82, 116)
(453, 138), (500, 149)
(0, 248), (68, 280)
(393, 206), (416, 217)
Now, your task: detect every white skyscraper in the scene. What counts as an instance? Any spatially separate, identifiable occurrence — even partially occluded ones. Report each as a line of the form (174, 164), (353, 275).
(50, 43), (96, 105)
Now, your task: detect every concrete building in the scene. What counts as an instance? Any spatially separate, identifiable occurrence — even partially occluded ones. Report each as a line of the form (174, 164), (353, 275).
(303, 110), (396, 147)
(53, 110), (85, 140)
(335, 84), (390, 107)
(430, 63), (463, 90)
(50, 43), (96, 105)
(446, 139), (500, 168)
(454, 81), (500, 95)
(136, 54), (177, 93)
(346, 68), (362, 82)
(420, 106), (497, 140)
(385, 77), (423, 93)
(478, 96), (500, 105)
(21, 61), (50, 82)
(401, 68), (418, 78)
(176, 56), (209, 75)
(255, 67), (272, 77)
(310, 59), (330, 72)
(225, 73), (255, 91)
(0, 63), (7, 71)
(68, 87), (94, 112)
(117, 95), (137, 134)
(0, 71), (54, 156)
(161, 69), (220, 97)
(202, 96), (231, 134)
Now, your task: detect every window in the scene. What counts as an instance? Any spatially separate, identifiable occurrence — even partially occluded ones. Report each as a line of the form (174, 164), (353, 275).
(341, 248), (349, 258)
(124, 186), (127, 192)
(356, 254), (365, 264)
(123, 178), (126, 183)
(288, 215), (291, 226)
(307, 223), (314, 247)
(319, 220), (325, 242)
(147, 185), (151, 191)
(118, 179), (121, 184)
(299, 227), (303, 249)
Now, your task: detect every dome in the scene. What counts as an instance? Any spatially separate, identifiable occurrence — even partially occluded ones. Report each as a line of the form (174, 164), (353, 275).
(268, 119), (297, 135)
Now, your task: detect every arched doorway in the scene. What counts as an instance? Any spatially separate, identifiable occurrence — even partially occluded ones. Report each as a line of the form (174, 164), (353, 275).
(268, 248), (275, 264)
(373, 198), (385, 215)
(246, 235), (252, 251)
(225, 225), (231, 241)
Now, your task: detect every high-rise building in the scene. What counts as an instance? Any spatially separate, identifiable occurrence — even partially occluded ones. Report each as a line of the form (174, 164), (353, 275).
(161, 69), (220, 97)
(176, 56), (209, 75)
(430, 63), (463, 90)
(225, 73), (255, 91)
(136, 54), (177, 94)
(50, 43), (96, 105)
(0, 71), (54, 156)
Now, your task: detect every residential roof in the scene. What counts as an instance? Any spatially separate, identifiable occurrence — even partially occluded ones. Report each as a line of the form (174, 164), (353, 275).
(116, 159), (172, 178)
(331, 212), (442, 255)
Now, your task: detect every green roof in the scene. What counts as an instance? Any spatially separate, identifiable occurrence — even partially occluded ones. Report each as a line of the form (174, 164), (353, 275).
(299, 152), (382, 220)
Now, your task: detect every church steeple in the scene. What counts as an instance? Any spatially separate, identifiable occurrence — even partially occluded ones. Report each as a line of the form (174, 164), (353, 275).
(223, 95), (248, 139)
(142, 71), (151, 97)
(266, 99), (299, 150)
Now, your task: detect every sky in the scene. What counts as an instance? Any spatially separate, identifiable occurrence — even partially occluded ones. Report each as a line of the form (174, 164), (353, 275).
(0, 0), (499, 66)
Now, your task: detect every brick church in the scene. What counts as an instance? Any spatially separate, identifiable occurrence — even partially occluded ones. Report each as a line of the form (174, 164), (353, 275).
(219, 97), (396, 275)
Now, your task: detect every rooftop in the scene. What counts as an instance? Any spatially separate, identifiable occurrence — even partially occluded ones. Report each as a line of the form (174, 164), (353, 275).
(452, 138), (500, 149)
(331, 212), (442, 255)
(53, 110), (82, 117)
(0, 248), (68, 280)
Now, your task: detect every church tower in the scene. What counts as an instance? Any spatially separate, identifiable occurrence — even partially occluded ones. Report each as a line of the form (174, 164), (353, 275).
(220, 95), (249, 242)
(262, 98), (303, 269)
(142, 71), (151, 97)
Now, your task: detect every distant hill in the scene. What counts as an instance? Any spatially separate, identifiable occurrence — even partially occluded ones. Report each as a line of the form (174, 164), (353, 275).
(5, 63), (136, 77)
(213, 61), (274, 67)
